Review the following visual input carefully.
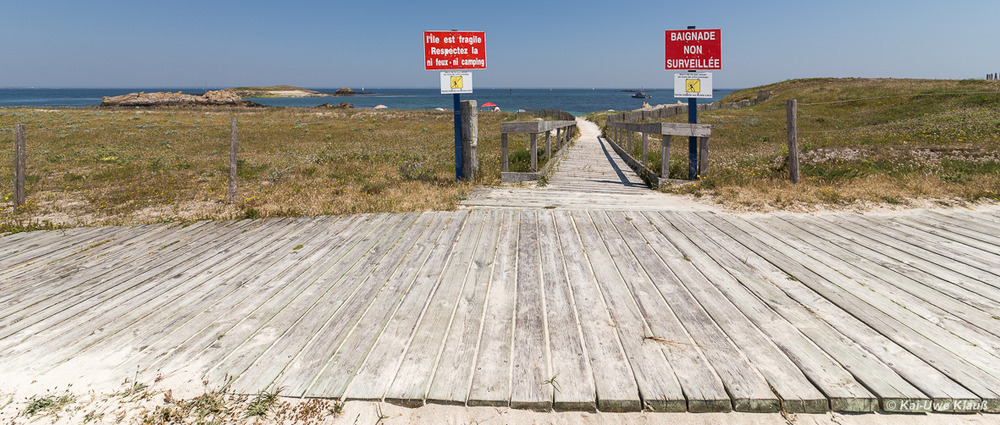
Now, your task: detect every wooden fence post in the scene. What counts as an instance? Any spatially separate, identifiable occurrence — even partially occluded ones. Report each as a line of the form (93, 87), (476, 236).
(461, 100), (478, 180)
(642, 132), (649, 167)
(229, 118), (238, 203)
(698, 136), (709, 178)
(530, 132), (538, 172)
(14, 124), (26, 208)
(501, 133), (509, 172)
(661, 135), (671, 179)
(787, 99), (800, 183)
(544, 130), (551, 160)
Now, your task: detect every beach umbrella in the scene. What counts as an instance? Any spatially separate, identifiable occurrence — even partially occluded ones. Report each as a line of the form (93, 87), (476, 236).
(481, 102), (497, 108)
(374, 104), (388, 110)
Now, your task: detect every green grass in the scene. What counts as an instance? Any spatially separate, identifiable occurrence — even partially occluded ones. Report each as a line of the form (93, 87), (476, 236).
(23, 393), (75, 417)
(245, 388), (281, 418)
(588, 78), (1000, 209)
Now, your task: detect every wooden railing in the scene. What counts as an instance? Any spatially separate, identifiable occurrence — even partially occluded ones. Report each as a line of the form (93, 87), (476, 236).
(499, 120), (576, 182)
(605, 90), (770, 123)
(604, 121), (711, 188)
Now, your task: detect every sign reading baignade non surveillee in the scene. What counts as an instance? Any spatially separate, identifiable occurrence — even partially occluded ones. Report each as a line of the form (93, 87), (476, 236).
(664, 28), (721, 70)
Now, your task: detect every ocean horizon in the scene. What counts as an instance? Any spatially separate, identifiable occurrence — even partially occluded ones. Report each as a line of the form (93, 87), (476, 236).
(0, 87), (740, 115)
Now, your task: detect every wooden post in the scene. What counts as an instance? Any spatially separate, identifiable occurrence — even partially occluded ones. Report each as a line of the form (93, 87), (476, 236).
(698, 136), (709, 178)
(627, 130), (633, 155)
(14, 124), (26, 208)
(530, 132), (538, 172)
(556, 128), (562, 150)
(544, 130), (551, 160)
(229, 118), (238, 203)
(787, 99), (800, 183)
(661, 135), (671, 179)
(642, 132), (649, 167)
(501, 133), (509, 172)
(461, 100), (478, 180)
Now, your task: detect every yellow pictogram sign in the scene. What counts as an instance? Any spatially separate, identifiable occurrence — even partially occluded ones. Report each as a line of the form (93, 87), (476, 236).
(686, 79), (700, 93)
(451, 76), (464, 89)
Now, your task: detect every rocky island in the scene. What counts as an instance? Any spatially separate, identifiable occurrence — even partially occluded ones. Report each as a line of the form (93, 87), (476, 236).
(100, 90), (261, 107)
(224, 85), (336, 98)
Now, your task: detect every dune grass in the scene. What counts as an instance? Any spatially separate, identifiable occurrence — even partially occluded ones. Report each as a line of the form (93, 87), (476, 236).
(0, 107), (543, 227)
(588, 78), (1000, 210)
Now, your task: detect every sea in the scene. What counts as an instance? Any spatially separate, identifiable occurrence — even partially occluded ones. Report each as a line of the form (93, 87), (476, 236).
(0, 88), (738, 116)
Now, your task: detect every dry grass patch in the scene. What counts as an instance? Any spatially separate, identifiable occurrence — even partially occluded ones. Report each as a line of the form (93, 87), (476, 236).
(1, 107), (538, 228)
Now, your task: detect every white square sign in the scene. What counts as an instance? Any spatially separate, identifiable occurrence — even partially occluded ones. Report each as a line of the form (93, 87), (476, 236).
(440, 71), (473, 94)
(674, 72), (712, 98)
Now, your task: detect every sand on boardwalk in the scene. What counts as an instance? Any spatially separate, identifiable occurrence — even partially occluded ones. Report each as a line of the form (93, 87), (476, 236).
(1, 385), (997, 425)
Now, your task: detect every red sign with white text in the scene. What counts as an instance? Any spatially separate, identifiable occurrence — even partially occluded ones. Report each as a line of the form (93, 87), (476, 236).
(665, 29), (721, 70)
(424, 31), (487, 70)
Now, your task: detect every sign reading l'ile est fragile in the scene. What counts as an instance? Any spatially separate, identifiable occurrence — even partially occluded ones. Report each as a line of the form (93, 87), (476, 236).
(424, 31), (487, 70)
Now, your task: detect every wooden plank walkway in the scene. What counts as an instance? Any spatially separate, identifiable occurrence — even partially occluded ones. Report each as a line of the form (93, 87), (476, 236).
(3, 208), (1000, 413)
(460, 118), (694, 211)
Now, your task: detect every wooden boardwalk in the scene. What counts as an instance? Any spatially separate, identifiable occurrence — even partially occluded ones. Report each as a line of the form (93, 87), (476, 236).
(2, 208), (1000, 413)
(461, 118), (689, 210)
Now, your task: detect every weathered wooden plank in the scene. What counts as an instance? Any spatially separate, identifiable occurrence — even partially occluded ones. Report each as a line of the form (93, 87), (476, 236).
(234, 212), (438, 397)
(622, 212), (832, 413)
(508, 211), (552, 411)
(0, 220), (227, 320)
(701, 213), (1000, 412)
(572, 211), (690, 412)
(536, 211), (596, 411)
(550, 210), (639, 412)
(500, 120), (575, 134)
(130, 214), (400, 382)
(597, 210), (780, 413)
(0, 220), (259, 350)
(100, 217), (348, 374)
(0, 224), (157, 285)
(794, 215), (1000, 308)
(904, 212), (1000, 254)
(764, 216), (1000, 345)
(468, 210), (519, 407)
(660, 211), (896, 412)
(683, 212), (974, 412)
(386, 210), (493, 406)
(13, 218), (323, 371)
(721, 213), (1000, 385)
(854, 214), (1000, 273)
(342, 212), (472, 400)
(831, 214), (1000, 286)
(605, 121), (711, 137)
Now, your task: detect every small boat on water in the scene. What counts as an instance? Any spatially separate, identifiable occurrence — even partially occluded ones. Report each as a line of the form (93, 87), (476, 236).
(631, 90), (651, 98)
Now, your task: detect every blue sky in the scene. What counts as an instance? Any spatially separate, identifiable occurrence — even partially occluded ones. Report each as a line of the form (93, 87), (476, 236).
(2, 0), (998, 89)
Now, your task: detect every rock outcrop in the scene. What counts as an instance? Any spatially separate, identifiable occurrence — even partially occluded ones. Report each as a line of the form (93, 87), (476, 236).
(316, 102), (354, 109)
(100, 90), (260, 107)
(334, 88), (356, 96)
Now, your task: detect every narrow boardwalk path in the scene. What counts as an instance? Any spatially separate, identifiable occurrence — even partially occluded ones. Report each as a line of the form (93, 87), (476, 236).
(2, 208), (1000, 413)
(460, 118), (691, 210)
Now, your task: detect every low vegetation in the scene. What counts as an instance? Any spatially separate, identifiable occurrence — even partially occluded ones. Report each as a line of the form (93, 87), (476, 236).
(588, 78), (1000, 210)
(1, 382), (345, 424)
(0, 107), (544, 228)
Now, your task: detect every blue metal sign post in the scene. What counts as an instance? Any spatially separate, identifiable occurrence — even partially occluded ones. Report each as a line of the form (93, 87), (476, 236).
(687, 25), (698, 180)
(453, 93), (463, 180)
